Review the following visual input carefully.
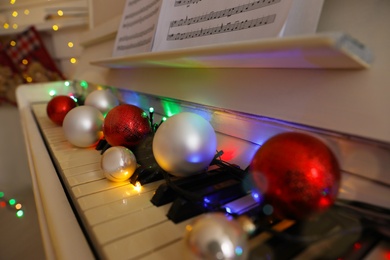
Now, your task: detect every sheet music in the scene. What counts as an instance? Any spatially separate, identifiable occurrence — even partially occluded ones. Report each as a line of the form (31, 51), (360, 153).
(152, 0), (293, 51)
(113, 0), (162, 57)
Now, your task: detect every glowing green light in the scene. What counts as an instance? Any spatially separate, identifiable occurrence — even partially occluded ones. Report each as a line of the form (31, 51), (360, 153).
(80, 81), (88, 89)
(161, 100), (181, 117)
(49, 90), (56, 96)
(70, 96), (78, 102)
(9, 198), (16, 206)
(16, 210), (24, 218)
(162, 116), (167, 122)
(141, 111), (148, 118)
(64, 81), (70, 87)
(0, 191), (4, 198)
(149, 107), (154, 113)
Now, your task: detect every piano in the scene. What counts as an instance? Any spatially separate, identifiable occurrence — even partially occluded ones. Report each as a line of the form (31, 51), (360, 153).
(16, 80), (390, 259)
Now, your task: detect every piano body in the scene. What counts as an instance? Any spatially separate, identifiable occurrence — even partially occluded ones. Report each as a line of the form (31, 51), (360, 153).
(16, 0), (390, 259)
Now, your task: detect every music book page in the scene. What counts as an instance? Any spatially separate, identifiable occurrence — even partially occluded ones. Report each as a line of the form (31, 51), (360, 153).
(113, 0), (163, 57)
(152, 0), (293, 51)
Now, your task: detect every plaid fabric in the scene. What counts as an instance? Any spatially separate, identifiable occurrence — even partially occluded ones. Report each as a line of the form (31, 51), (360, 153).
(0, 43), (23, 105)
(4, 26), (64, 79)
(5, 28), (40, 68)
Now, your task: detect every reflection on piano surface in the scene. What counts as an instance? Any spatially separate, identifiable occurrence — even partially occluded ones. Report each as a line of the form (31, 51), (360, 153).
(24, 81), (390, 259)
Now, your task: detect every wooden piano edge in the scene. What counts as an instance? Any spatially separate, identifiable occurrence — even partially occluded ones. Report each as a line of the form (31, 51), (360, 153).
(17, 84), (95, 260)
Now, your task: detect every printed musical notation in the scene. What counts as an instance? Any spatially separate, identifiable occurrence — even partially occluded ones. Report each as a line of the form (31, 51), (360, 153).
(124, 0), (160, 21)
(122, 7), (160, 29)
(170, 0), (280, 27)
(167, 14), (276, 41)
(118, 25), (156, 43)
(174, 0), (203, 7)
(113, 0), (162, 57)
(152, 0), (292, 51)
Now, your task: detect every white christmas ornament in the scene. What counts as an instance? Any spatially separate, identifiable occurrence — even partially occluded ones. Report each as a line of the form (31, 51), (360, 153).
(153, 112), (217, 177)
(84, 89), (119, 115)
(185, 213), (248, 260)
(101, 146), (137, 182)
(63, 106), (104, 147)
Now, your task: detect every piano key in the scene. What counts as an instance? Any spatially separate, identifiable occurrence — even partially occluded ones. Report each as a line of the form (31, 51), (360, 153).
(77, 180), (163, 211)
(102, 220), (188, 260)
(67, 169), (105, 187)
(83, 190), (156, 226)
(49, 141), (81, 153)
(59, 154), (101, 170)
(71, 179), (129, 198)
(57, 151), (101, 169)
(137, 239), (187, 260)
(92, 205), (172, 245)
(63, 162), (101, 177)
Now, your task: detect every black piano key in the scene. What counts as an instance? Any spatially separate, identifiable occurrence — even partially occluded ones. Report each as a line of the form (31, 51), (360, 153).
(340, 229), (381, 260)
(151, 171), (221, 206)
(150, 183), (177, 206)
(247, 206), (376, 260)
(165, 178), (248, 222)
(129, 164), (164, 185)
(167, 197), (206, 223)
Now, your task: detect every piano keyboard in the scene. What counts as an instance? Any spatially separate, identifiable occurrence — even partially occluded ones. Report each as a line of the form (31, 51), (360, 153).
(31, 102), (390, 260)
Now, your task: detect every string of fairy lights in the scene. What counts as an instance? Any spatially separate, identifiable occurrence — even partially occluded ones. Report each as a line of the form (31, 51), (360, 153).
(1, 0), (78, 65)
(0, 191), (24, 218)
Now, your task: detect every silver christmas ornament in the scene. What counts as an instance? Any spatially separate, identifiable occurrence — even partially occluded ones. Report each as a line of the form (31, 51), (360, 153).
(84, 89), (119, 115)
(152, 112), (217, 177)
(101, 146), (137, 182)
(63, 106), (104, 147)
(185, 213), (248, 260)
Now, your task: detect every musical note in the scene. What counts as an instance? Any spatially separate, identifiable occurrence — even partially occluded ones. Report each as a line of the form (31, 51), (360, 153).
(170, 0), (280, 28)
(174, 0), (203, 7)
(116, 37), (153, 51)
(118, 25), (156, 42)
(128, 0), (142, 6)
(167, 14), (276, 41)
(123, 7), (160, 28)
(125, 0), (160, 21)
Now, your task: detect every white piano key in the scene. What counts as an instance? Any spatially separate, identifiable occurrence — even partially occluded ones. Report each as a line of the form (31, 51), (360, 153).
(92, 205), (171, 245)
(63, 162), (101, 177)
(102, 221), (184, 260)
(58, 152), (101, 170)
(77, 181), (163, 211)
(43, 131), (67, 144)
(67, 169), (105, 187)
(138, 239), (187, 260)
(55, 148), (100, 163)
(71, 179), (129, 198)
(83, 190), (156, 226)
(49, 141), (81, 153)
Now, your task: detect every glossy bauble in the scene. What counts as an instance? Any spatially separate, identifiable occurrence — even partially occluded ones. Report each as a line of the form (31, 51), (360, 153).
(185, 213), (248, 260)
(63, 106), (104, 147)
(101, 146), (137, 182)
(103, 104), (152, 148)
(84, 89), (119, 115)
(250, 132), (340, 219)
(153, 112), (217, 177)
(46, 95), (77, 125)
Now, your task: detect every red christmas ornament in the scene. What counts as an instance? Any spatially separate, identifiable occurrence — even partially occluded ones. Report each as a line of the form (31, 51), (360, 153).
(46, 95), (77, 126)
(250, 132), (340, 219)
(103, 104), (152, 148)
